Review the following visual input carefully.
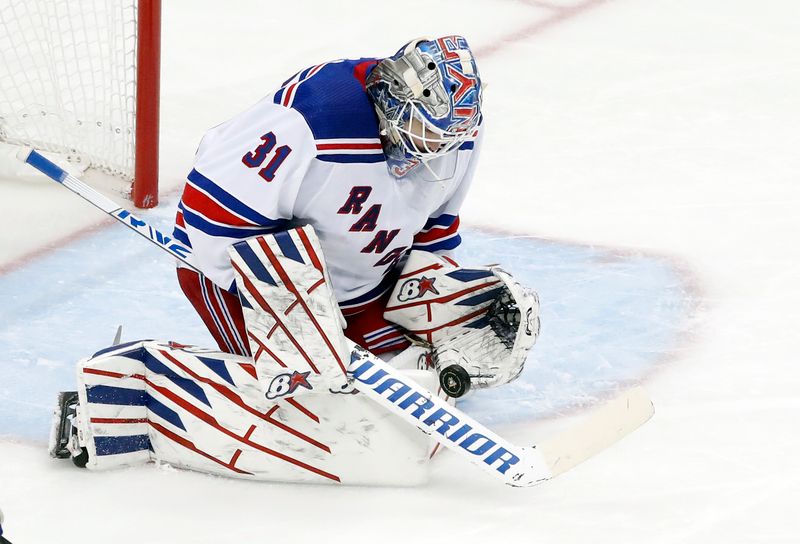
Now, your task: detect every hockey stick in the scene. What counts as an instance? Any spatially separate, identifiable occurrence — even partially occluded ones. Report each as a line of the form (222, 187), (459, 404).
(349, 349), (653, 486)
(21, 149), (655, 487)
(18, 149), (198, 272)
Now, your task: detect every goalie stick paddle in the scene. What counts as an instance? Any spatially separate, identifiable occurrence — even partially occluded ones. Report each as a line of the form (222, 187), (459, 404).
(19, 148), (198, 272)
(348, 348), (654, 487)
(20, 149), (655, 487)
(538, 386), (654, 477)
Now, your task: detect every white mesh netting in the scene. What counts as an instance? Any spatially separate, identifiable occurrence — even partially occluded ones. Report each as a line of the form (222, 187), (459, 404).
(0, 0), (138, 180)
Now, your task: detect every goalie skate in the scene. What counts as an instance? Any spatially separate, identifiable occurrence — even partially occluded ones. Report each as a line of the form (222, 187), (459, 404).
(48, 391), (88, 467)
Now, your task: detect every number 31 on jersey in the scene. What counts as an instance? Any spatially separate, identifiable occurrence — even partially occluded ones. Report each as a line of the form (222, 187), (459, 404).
(241, 131), (292, 182)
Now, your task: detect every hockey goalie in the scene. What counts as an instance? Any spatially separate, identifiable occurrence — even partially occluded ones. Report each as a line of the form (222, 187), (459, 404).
(50, 226), (540, 485)
(49, 36), (544, 485)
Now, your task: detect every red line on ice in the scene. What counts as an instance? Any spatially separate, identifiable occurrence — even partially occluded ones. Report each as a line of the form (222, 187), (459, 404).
(475, 0), (611, 58)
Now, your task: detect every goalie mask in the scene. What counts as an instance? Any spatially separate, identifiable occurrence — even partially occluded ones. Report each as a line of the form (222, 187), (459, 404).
(366, 36), (483, 177)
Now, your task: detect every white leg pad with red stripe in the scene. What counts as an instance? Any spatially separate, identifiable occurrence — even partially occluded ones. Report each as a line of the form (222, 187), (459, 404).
(228, 227), (351, 400)
(74, 340), (435, 485)
(69, 227), (441, 483)
(76, 350), (151, 471)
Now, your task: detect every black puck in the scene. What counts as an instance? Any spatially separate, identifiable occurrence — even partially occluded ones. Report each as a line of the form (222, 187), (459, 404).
(439, 365), (471, 398)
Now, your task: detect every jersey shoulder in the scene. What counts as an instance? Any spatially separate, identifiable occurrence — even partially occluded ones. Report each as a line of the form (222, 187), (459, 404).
(273, 58), (386, 163)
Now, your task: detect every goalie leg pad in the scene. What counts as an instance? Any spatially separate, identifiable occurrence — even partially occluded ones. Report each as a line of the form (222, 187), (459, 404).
(228, 227), (351, 399)
(76, 343), (152, 470)
(71, 340), (435, 485)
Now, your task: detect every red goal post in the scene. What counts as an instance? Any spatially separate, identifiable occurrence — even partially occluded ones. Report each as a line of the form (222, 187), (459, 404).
(0, 0), (161, 208)
(133, 0), (161, 208)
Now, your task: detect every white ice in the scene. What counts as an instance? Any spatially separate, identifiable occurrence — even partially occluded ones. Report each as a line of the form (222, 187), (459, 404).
(1, 0), (799, 542)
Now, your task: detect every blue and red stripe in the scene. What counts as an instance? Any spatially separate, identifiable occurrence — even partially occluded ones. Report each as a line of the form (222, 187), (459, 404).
(232, 241), (277, 286)
(180, 205), (287, 239)
(412, 235), (462, 253)
(412, 215), (462, 252)
(186, 169), (287, 226)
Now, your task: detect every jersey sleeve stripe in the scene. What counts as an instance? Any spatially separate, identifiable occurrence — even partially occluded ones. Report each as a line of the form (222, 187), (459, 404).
(280, 69), (302, 88)
(182, 182), (261, 228)
(365, 330), (405, 349)
(316, 154), (385, 164)
(411, 234), (462, 253)
(275, 70), (303, 105)
(179, 200), (279, 231)
(370, 337), (409, 354)
(316, 144), (383, 152)
(316, 140), (383, 151)
(420, 214), (458, 232)
(187, 169), (284, 226)
(181, 205), (287, 239)
(315, 138), (385, 160)
(414, 216), (460, 244)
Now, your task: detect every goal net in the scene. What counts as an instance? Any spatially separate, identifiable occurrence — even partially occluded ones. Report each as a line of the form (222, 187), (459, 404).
(0, 0), (160, 207)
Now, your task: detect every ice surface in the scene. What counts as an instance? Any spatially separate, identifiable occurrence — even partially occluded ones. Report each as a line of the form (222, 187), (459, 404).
(0, 197), (692, 438)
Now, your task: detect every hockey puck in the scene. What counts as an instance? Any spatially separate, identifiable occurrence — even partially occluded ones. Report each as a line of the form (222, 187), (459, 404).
(439, 365), (471, 398)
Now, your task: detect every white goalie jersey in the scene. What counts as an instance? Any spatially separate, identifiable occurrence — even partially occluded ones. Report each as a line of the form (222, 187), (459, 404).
(172, 58), (483, 321)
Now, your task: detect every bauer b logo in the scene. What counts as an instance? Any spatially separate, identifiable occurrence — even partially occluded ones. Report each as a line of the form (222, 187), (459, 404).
(397, 276), (439, 302)
(266, 371), (312, 399)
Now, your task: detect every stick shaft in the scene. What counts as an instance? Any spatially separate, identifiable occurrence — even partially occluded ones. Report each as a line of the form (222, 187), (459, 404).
(21, 149), (198, 272)
(348, 347), (552, 487)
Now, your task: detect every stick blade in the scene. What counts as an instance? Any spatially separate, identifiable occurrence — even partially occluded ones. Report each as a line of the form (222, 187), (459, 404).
(538, 386), (654, 477)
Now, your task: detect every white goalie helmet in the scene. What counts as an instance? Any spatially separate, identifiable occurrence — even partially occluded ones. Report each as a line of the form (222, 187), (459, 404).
(366, 36), (483, 175)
